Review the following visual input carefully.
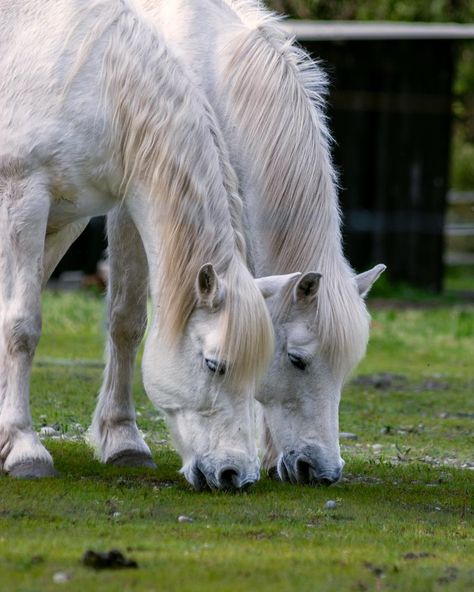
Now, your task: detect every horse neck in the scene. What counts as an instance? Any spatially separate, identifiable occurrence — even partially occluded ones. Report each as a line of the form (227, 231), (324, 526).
(213, 9), (345, 275)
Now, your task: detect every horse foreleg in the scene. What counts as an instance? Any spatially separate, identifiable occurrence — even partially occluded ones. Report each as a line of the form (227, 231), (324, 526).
(90, 206), (154, 468)
(0, 175), (56, 478)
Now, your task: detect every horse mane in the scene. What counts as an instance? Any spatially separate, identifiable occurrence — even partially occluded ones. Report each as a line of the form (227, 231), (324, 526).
(67, 0), (274, 385)
(218, 0), (370, 376)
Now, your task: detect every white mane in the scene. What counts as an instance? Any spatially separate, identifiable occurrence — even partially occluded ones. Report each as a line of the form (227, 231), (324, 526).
(67, 0), (274, 385)
(218, 0), (370, 376)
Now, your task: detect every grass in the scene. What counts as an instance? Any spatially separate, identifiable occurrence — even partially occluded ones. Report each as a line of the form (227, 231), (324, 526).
(1, 291), (473, 592)
(369, 266), (474, 301)
(445, 265), (474, 294)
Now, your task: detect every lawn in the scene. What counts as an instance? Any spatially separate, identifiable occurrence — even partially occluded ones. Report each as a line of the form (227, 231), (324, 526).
(1, 291), (473, 592)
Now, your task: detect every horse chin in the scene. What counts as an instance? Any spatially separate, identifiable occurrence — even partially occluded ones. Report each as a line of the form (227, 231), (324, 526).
(276, 448), (344, 486)
(181, 457), (260, 492)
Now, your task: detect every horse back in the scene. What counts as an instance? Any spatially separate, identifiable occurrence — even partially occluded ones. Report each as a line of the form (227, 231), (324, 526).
(0, 0), (121, 215)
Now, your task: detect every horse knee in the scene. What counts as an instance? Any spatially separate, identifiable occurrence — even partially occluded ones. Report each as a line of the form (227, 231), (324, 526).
(108, 308), (146, 348)
(4, 314), (41, 357)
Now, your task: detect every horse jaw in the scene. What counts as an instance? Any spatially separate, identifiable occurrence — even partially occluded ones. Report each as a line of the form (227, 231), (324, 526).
(256, 322), (345, 485)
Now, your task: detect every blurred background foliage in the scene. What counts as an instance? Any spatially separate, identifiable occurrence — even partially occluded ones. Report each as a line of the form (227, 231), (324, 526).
(266, 1), (474, 190)
(265, 0), (474, 22)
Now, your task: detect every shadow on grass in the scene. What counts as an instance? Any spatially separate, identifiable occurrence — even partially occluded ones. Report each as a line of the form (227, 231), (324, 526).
(46, 441), (185, 487)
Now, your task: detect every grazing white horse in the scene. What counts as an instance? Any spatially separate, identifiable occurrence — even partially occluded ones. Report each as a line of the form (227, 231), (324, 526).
(0, 0), (276, 490)
(133, 0), (385, 485)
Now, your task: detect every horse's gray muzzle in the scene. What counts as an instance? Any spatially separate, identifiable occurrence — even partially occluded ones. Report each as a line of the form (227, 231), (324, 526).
(185, 458), (260, 491)
(277, 447), (344, 486)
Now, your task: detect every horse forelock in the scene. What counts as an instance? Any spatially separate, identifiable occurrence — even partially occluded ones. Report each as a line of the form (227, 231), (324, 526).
(219, 257), (274, 389)
(272, 263), (370, 380)
(315, 270), (371, 379)
(218, 0), (369, 376)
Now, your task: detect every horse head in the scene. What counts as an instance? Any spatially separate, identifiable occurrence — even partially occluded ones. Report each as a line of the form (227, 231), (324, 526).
(256, 265), (385, 485)
(142, 262), (273, 491)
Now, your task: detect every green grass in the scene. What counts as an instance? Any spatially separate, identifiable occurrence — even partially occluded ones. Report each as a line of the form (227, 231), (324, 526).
(1, 291), (473, 592)
(445, 265), (474, 294)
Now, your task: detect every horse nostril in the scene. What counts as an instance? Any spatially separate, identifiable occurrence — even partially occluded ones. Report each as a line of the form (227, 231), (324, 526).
(218, 467), (240, 490)
(191, 463), (210, 491)
(295, 457), (312, 484)
(296, 456), (343, 486)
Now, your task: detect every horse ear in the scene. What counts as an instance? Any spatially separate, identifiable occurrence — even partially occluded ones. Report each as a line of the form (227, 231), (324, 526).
(293, 272), (321, 305)
(256, 273), (301, 298)
(196, 263), (222, 309)
(355, 264), (386, 298)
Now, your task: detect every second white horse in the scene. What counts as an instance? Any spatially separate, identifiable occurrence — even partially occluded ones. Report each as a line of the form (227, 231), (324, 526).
(135, 0), (386, 485)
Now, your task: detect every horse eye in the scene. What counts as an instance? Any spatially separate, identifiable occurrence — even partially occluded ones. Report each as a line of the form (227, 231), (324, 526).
(205, 358), (226, 375)
(288, 353), (307, 371)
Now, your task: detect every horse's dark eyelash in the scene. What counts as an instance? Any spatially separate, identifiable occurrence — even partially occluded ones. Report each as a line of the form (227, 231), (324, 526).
(288, 353), (308, 370)
(205, 358), (226, 375)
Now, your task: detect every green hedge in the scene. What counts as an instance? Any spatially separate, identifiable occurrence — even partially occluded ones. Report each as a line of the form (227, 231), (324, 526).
(266, 0), (474, 22)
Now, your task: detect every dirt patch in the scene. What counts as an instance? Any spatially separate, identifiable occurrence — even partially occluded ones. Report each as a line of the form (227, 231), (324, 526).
(351, 373), (408, 390)
(402, 552), (436, 560)
(82, 549), (138, 570)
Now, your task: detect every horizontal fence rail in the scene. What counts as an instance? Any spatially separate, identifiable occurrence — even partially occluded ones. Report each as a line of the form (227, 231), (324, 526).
(448, 191), (474, 204)
(445, 224), (474, 237)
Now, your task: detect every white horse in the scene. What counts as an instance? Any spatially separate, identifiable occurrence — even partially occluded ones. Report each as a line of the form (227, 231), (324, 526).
(0, 0), (276, 490)
(132, 0), (386, 485)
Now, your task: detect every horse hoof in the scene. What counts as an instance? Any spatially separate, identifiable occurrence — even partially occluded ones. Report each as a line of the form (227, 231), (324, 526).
(8, 460), (58, 479)
(106, 450), (156, 469)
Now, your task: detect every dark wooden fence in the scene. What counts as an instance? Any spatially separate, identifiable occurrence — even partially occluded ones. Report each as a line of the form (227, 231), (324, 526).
(286, 22), (474, 292)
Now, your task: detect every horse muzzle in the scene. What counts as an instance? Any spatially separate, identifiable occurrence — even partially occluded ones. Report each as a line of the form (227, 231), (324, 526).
(182, 456), (260, 491)
(277, 447), (344, 485)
